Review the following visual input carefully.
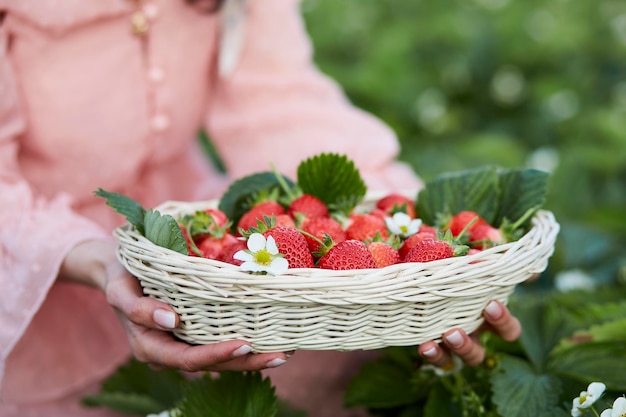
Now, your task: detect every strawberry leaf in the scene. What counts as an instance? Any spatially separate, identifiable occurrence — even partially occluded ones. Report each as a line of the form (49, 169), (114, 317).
(490, 355), (563, 417)
(94, 188), (146, 235)
(144, 210), (189, 255)
(417, 166), (500, 226)
(494, 168), (548, 228)
(218, 172), (294, 228)
(177, 371), (278, 417)
(297, 153), (367, 216)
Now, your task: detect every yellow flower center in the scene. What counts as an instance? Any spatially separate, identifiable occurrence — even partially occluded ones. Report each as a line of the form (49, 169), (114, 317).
(254, 249), (273, 266)
(400, 225), (409, 234)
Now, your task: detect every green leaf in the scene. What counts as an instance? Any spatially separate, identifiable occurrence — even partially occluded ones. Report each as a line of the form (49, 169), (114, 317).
(423, 383), (462, 417)
(548, 340), (626, 391)
(344, 358), (418, 409)
(82, 391), (165, 415)
(94, 188), (146, 235)
(144, 209), (189, 255)
(218, 171), (294, 228)
(297, 153), (367, 216)
(510, 296), (573, 370)
(491, 355), (562, 417)
(178, 372), (277, 417)
(495, 168), (548, 228)
(82, 359), (185, 413)
(416, 166), (500, 225)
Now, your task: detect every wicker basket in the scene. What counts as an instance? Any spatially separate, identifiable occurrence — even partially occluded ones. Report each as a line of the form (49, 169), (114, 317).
(113, 193), (560, 352)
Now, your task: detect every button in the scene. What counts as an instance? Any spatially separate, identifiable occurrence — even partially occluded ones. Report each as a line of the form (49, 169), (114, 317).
(148, 66), (165, 82)
(148, 66), (165, 83)
(151, 114), (170, 131)
(142, 3), (160, 20)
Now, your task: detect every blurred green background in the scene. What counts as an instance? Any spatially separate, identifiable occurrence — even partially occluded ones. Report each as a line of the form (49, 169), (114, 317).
(302, 0), (626, 290)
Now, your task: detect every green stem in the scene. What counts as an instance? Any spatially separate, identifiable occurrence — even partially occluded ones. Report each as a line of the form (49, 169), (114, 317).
(590, 406), (601, 417)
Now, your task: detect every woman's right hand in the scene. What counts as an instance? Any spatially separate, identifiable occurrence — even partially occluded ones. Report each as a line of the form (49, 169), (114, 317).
(59, 239), (290, 372)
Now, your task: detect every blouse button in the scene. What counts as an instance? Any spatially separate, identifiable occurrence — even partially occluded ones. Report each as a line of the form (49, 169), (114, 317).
(151, 114), (170, 132)
(142, 3), (160, 20)
(148, 66), (165, 83)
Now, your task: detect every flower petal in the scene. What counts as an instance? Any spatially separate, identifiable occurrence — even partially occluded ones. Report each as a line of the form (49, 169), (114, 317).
(265, 235), (279, 254)
(240, 260), (265, 273)
(268, 257), (289, 275)
(233, 250), (254, 262)
(612, 397), (626, 416)
(384, 216), (402, 235)
(392, 212), (411, 225)
(588, 382), (606, 398)
(247, 233), (267, 252)
(600, 410), (612, 417)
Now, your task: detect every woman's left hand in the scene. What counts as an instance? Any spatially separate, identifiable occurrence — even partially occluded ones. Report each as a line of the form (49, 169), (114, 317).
(417, 299), (521, 367)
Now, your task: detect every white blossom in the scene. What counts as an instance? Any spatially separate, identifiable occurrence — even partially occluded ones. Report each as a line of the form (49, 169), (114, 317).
(234, 233), (288, 275)
(601, 397), (626, 417)
(385, 212), (422, 238)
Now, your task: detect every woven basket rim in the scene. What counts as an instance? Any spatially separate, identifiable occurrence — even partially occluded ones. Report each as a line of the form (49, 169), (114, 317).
(113, 198), (559, 289)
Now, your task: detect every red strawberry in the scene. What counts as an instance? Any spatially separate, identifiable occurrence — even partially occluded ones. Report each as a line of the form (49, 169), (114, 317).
(263, 226), (314, 268)
(403, 234), (469, 263)
(288, 194), (329, 220)
(446, 211), (488, 237)
(221, 239), (247, 265)
(205, 208), (229, 228)
(274, 214), (297, 229)
(419, 224), (438, 237)
(196, 233), (239, 260)
(398, 232), (435, 260)
(376, 193), (417, 218)
(318, 240), (377, 270)
(367, 241), (400, 268)
(346, 213), (389, 242)
(469, 224), (504, 250)
(237, 201), (285, 234)
(300, 217), (346, 255)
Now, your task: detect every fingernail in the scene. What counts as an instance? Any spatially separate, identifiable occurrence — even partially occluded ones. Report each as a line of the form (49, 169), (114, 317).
(285, 350), (295, 358)
(422, 347), (437, 358)
(232, 344), (253, 358)
(153, 309), (176, 329)
(485, 300), (503, 319)
(266, 358), (287, 368)
(445, 330), (464, 347)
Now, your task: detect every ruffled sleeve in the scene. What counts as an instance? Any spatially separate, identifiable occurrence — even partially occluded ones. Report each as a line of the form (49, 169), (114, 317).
(0, 24), (110, 392)
(206, 0), (422, 192)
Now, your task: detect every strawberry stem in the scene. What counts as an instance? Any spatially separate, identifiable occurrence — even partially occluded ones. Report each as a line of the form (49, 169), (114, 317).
(270, 162), (300, 202)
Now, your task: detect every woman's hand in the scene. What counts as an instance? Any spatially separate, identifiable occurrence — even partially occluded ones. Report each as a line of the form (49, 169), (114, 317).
(59, 239), (290, 372)
(417, 299), (521, 367)
(417, 272), (540, 368)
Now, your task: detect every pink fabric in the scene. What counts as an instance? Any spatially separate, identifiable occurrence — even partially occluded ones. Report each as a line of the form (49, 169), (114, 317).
(0, 0), (421, 415)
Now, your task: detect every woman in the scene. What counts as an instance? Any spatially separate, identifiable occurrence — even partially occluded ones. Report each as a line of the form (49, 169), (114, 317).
(0, 1), (522, 415)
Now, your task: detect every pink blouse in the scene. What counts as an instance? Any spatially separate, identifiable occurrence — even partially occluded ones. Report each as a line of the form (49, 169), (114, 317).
(0, 0), (420, 415)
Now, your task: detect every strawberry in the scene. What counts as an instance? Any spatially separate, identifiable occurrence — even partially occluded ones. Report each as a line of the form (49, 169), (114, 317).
(376, 193), (416, 218)
(469, 224), (504, 250)
(205, 208), (229, 228)
(196, 233), (239, 260)
(274, 214), (297, 229)
(318, 240), (377, 270)
(300, 217), (346, 255)
(237, 201), (285, 234)
(445, 211), (488, 237)
(263, 226), (314, 268)
(288, 194), (329, 220)
(403, 232), (469, 263)
(220, 239), (247, 265)
(346, 213), (389, 242)
(367, 241), (400, 268)
(398, 231), (435, 260)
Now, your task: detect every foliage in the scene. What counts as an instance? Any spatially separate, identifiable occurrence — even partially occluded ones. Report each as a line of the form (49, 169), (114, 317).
(343, 283), (626, 416)
(302, 0), (626, 287)
(84, 362), (304, 417)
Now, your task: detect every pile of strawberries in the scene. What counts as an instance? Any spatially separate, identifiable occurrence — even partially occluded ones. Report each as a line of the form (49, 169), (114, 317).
(178, 192), (505, 271)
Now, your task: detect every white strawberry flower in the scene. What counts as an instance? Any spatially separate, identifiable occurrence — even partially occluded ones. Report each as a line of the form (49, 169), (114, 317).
(234, 233), (288, 275)
(572, 382), (606, 413)
(601, 397), (626, 417)
(422, 354), (463, 377)
(385, 212), (422, 238)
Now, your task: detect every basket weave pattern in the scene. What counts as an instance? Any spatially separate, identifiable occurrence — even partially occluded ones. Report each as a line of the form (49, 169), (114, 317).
(114, 198), (559, 352)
